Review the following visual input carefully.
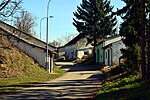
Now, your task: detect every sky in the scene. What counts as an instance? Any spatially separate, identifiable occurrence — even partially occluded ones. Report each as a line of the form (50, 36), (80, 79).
(22, 0), (125, 42)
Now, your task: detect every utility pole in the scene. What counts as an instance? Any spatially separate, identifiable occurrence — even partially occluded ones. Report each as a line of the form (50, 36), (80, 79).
(46, 0), (52, 73)
(40, 16), (53, 40)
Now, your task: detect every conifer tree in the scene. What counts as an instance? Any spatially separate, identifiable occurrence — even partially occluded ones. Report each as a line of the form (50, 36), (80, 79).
(117, 0), (150, 79)
(73, 0), (117, 63)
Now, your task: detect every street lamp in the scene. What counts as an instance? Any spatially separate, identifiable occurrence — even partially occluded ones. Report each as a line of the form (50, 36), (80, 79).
(40, 16), (53, 40)
(46, 0), (52, 73)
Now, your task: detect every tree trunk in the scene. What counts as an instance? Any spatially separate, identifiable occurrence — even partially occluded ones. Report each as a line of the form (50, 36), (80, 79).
(141, 0), (147, 79)
(147, 13), (150, 78)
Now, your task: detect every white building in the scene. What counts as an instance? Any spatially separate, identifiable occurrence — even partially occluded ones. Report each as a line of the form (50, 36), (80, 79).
(58, 34), (93, 61)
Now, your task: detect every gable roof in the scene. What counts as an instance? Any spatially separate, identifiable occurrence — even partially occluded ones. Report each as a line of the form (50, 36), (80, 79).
(0, 20), (56, 49)
(64, 33), (83, 46)
(96, 35), (121, 46)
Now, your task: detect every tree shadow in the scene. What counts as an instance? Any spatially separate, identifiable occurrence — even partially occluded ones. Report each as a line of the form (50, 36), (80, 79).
(96, 86), (149, 100)
(0, 79), (103, 99)
(0, 63), (104, 100)
(59, 63), (100, 72)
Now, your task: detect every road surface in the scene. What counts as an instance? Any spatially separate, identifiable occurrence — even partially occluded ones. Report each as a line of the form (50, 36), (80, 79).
(0, 62), (104, 100)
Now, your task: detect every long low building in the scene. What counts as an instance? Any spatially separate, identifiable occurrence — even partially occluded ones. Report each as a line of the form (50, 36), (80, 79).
(58, 33), (93, 61)
(0, 20), (56, 69)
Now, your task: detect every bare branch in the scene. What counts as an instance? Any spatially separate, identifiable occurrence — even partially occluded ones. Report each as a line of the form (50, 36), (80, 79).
(0, 0), (22, 20)
(13, 10), (36, 36)
(0, 0), (11, 11)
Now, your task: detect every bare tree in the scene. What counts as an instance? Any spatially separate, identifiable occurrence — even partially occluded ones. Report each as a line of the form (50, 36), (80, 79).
(49, 40), (61, 47)
(13, 10), (36, 36)
(49, 33), (78, 47)
(57, 33), (78, 46)
(0, 0), (22, 20)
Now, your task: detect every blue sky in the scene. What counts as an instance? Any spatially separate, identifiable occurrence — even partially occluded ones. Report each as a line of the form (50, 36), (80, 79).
(22, 0), (125, 42)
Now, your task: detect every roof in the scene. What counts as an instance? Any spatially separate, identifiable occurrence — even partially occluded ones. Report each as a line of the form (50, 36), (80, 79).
(96, 35), (121, 46)
(0, 20), (56, 49)
(102, 43), (112, 49)
(64, 33), (84, 46)
(0, 27), (57, 55)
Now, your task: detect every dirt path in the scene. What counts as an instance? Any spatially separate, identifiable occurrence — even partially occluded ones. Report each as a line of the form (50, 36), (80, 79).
(0, 62), (104, 100)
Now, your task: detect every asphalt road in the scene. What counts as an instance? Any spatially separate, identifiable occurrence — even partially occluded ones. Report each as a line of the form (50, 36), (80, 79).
(0, 62), (104, 100)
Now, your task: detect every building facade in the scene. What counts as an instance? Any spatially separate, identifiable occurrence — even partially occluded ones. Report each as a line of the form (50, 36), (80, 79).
(58, 34), (93, 61)
(0, 20), (56, 68)
(96, 36), (125, 67)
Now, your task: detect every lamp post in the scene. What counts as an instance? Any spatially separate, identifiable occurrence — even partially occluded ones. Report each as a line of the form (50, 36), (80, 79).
(40, 16), (53, 40)
(46, 0), (52, 73)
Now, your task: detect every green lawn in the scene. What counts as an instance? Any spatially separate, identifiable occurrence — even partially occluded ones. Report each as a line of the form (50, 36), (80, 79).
(0, 65), (65, 94)
(96, 73), (150, 100)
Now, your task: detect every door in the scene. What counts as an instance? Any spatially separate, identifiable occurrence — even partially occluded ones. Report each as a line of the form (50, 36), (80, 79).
(108, 49), (112, 66)
(105, 49), (112, 66)
(97, 49), (100, 63)
(108, 49), (110, 66)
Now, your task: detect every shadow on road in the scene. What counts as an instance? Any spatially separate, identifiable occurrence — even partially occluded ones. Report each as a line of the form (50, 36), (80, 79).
(55, 62), (100, 72)
(0, 80), (103, 100)
(0, 62), (105, 100)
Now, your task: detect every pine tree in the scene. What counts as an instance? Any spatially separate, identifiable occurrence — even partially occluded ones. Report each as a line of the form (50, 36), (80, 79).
(73, 0), (117, 63)
(117, 0), (150, 78)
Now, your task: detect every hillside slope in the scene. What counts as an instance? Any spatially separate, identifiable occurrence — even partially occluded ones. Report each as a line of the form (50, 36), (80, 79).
(0, 34), (62, 79)
(0, 34), (65, 94)
(0, 34), (35, 78)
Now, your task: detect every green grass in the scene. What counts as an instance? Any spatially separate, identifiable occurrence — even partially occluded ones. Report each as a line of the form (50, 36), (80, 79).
(96, 74), (150, 100)
(0, 60), (65, 94)
(0, 35), (65, 94)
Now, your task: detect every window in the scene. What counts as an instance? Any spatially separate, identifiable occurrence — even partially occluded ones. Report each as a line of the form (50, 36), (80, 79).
(84, 51), (88, 55)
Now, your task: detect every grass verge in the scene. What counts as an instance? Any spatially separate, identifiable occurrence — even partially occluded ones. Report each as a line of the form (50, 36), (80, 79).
(96, 70), (150, 100)
(0, 65), (65, 94)
(0, 34), (65, 94)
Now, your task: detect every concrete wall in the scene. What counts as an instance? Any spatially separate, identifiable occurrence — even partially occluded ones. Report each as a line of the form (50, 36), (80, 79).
(59, 38), (93, 61)
(96, 36), (125, 66)
(65, 44), (77, 60)
(57, 46), (65, 59)
(77, 38), (93, 50)
(0, 23), (54, 68)
(77, 48), (93, 59)
(0, 21), (56, 51)
(105, 40), (125, 66)
(111, 40), (125, 65)
(10, 36), (47, 67)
